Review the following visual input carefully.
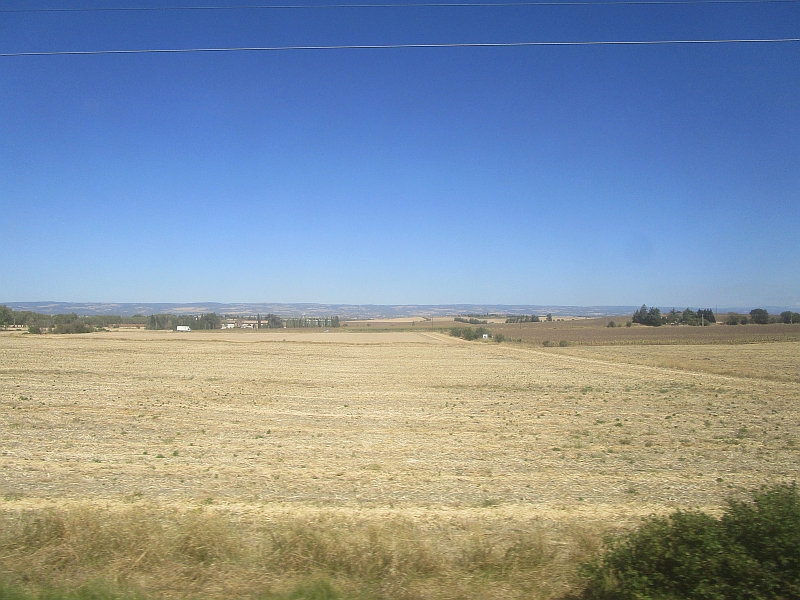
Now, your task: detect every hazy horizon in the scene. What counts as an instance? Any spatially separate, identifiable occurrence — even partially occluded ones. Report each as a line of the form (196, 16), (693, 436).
(3, 300), (795, 318)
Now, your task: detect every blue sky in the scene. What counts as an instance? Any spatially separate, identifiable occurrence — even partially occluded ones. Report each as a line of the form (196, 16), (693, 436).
(1, 1), (798, 307)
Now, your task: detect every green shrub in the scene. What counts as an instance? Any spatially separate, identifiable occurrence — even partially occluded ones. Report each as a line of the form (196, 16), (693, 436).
(576, 483), (800, 599)
(449, 326), (491, 341)
(559, 340), (570, 347)
(494, 333), (505, 343)
(449, 327), (466, 338)
(27, 325), (42, 334)
(53, 322), (92, 335)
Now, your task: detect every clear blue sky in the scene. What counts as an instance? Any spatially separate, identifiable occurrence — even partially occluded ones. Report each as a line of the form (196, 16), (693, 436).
(1, 1), (798, 308)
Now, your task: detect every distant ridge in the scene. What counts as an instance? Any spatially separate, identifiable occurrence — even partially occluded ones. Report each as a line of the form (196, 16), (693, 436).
(4, 302), (791, 319)
(3, 302), (641, 319)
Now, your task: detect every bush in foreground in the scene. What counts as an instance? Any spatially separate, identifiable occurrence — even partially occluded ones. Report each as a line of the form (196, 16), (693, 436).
(576, 483), (800, 599)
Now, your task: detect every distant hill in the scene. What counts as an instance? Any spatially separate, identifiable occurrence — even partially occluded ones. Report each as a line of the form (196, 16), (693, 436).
(4, 302), (792, 319)
(2, 302), (642, 318)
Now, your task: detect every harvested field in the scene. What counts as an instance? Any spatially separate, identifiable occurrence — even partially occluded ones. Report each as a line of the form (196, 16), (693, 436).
(487, 319), (800, 346)
(546, 342), (800, 384)
(1, 330), (798, 598)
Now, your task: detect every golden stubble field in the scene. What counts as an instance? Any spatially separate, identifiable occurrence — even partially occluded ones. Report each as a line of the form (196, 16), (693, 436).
(1, 329), (799, 598)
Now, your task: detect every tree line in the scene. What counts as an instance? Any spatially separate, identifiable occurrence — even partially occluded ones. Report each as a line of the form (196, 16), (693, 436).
(283, 316), (340, 328)
(455, 316), (488, 324)
(449, 326), (494, 341)
(505, 314), (541, 323)
(632, 305), (717, 326)
(0, 307), (131, 333)
(632, 305), (800, 327)
(0, 306), (341, 333)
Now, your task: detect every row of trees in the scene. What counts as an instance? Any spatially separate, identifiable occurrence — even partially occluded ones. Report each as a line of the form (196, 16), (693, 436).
(634, 305), (800, 327)
(147, 313), (221, 330)
(258, 314), (285, 328)
(505, 315), (541, 323)
(0, 306), (342, 333)
(455, 316), (487, 324)
(0, 307), (127, 332)
(449, 326), (493, 341)
(284, 316), (340, 328)
(664, 308), (716, 326)
(725, 309), (800, 325)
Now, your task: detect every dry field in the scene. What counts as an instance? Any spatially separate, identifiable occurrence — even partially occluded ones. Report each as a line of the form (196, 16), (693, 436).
(488, 319), (800, 346)
(1, 329), (798, 598)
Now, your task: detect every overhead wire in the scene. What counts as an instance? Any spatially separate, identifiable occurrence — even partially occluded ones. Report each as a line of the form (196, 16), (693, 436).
(2, 0), (799, 11)
(3, 0), (796, 56)
(2, 38), (799, 57)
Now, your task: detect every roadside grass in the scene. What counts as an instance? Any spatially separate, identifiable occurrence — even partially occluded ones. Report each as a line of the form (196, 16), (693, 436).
(0, 506), (604, 600)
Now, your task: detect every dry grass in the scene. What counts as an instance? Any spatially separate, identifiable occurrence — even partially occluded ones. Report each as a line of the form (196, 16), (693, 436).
(0, 503), (604, 599)
(546, 342), (800, 384)
(1, 330), (798, 598)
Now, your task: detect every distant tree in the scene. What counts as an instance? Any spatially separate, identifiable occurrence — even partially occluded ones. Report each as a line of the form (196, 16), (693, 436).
(196, 313), (221, 330)
(607, 321), (616, 328)
(696, 309), (715, 325)
(546, 313), (553, 322)
(264, 314), (284, 328)
(780, 311), (800, 324)
(0, 305), (12, 327)
(741, 316), (749, 325)
(633, 305), (663, 327)
(725, 313), (740, 325)
(681, 308), (698, 326)
(750, 309), (769, 325)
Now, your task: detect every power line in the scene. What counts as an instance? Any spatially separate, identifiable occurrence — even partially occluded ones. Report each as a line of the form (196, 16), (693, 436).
(2, 0), (799, 11)
(2, 38), (799, 56)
